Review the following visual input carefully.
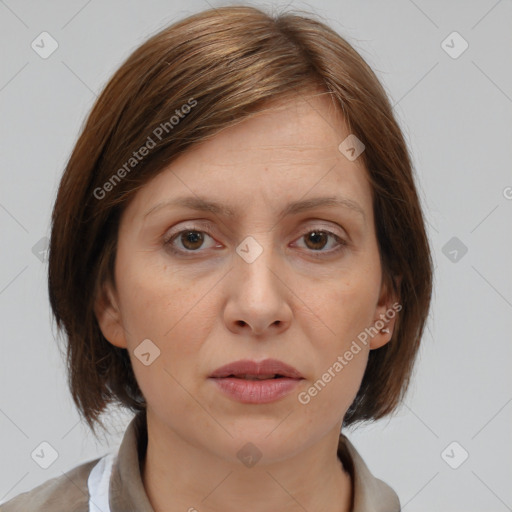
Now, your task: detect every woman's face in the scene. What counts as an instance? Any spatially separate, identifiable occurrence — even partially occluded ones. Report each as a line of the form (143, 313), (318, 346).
(96, 92), (397, 463)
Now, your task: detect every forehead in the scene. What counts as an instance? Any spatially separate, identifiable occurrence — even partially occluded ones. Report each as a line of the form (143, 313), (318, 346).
(123, 93), (372, 224)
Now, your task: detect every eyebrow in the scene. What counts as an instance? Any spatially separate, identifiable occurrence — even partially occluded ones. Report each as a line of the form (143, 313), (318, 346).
(143, 195), (366, 222)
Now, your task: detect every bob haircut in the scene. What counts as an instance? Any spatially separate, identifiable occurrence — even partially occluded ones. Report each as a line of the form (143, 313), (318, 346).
(48, 5), (433, 436)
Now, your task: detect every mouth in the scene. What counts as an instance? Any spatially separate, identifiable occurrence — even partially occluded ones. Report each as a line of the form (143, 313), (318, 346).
(224, 374), (289, 380)
(209, 358), (304, 380)
(208, 359), (304, 404)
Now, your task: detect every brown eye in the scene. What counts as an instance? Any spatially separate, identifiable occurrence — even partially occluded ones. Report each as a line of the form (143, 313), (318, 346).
(303, 231), (329, 251)
(164, 225), (346, 257)
(179, 230), (205, 250)
(296, 229), (346, 253)
(164, 226), (217, 254)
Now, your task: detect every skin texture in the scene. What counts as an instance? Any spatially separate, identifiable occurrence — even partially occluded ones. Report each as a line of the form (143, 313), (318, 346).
(95, 91), (398, 512)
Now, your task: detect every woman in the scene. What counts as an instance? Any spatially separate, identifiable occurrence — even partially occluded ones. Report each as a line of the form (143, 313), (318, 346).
(2, 5), (432, 511)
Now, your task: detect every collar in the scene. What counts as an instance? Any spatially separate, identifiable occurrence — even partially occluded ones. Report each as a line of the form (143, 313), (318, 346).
(109, 410), (400, 512)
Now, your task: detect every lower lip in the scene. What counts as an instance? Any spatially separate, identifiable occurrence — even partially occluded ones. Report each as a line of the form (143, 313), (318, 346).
(209, 377), (302, 404)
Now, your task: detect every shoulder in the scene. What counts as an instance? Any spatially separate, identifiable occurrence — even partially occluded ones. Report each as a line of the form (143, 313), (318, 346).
(339, 433), (401, 512)
(0, 458), (100, 512)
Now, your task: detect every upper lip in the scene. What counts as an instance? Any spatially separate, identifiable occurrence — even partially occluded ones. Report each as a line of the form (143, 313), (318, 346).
(209, 358), (304, 379)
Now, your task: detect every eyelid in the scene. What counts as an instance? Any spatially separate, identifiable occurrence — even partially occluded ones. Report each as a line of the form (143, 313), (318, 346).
(164, 219), (346, 238)
(163, 220), (216, 242)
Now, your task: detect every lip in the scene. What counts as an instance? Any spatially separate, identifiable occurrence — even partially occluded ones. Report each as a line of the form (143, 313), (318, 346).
(208, 358), (304, 404)
(209, 358), (303, 379)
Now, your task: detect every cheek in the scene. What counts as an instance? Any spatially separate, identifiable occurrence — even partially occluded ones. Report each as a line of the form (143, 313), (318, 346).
(116, 264), (210, 409)
(298, 345), (369, 431)
(115, 257), (219, 391)
(115, 256), (196, 340)
(297, 270), (380, 349)
(311, 265), (380, 414)
(292, 266), (378, 414)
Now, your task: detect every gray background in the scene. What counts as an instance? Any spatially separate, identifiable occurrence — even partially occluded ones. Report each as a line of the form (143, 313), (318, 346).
(1, 1), (511, 510)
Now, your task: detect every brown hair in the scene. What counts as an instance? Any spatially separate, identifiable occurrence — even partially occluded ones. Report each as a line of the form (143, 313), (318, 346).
(48, 5), (433, 436)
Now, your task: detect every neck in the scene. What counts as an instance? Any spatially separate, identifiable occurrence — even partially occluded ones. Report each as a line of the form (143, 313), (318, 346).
(140, 412), (353, 512)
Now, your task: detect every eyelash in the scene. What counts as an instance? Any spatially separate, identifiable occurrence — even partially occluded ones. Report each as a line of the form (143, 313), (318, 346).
(163, 222), (348, 257)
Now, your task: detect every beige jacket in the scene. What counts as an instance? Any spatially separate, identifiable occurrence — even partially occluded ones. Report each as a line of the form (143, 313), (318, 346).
(1, 411), (400, 511)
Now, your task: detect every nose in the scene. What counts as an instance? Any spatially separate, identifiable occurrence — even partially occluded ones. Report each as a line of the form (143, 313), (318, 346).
(223, 239), (292, 337)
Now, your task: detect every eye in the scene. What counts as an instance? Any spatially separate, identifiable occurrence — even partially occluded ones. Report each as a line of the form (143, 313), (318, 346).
(164, 225), (218, 254)
(163, 224), (347, 256)
(294, 229), (347, 254)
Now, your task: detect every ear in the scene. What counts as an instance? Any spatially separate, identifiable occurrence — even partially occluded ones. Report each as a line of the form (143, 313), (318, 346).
(93, 280), (128, 349)
(369, 273), (402, 350)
